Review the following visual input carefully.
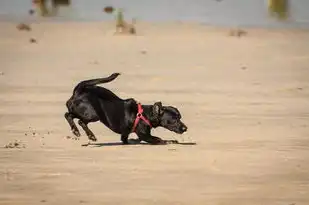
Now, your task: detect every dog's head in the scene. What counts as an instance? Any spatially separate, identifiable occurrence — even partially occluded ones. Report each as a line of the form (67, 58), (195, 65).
(152, 102), (188, 134)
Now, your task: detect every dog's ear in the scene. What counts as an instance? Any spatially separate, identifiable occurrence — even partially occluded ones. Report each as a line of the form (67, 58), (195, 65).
(153, 101), (163, 117)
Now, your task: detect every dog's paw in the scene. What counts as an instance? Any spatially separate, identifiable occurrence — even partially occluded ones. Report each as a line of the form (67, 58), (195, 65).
(72, 129), (81, 137)
(88, 135), (97, 142)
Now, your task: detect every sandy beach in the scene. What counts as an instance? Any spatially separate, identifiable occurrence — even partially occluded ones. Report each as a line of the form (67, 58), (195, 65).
(0, 21), (309, 205)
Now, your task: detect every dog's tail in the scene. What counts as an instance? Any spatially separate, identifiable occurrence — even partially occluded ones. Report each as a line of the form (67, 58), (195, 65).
(73, 73), (120, 93)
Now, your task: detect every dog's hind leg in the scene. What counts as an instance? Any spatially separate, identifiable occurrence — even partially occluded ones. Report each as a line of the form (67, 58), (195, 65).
(78, 120), (97, 141)
(64, 112), (81, 137)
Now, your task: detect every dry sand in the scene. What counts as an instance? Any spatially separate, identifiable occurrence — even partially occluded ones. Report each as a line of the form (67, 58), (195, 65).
(0, 21), (309, 205)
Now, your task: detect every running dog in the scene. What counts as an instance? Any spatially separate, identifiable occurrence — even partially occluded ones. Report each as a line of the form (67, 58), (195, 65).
(64, 73), (188, 145)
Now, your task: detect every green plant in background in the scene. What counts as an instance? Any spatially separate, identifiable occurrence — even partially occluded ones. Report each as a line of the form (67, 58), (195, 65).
(115, 8), (124, 27)
(36, 0), (49, 16)
(268, 0), (289, 20)
(34, 0), (70, 17)
(104, 7), (125, 28)
(104, 6), (135, 34)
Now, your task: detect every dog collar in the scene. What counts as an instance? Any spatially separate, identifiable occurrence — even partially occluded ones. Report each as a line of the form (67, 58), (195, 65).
(131, 103), (152, 132)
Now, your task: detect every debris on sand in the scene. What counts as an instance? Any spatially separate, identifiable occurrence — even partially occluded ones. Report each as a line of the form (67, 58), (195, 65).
(0, 71), (4, 76)
(103, 6), (114, 14)
(128, 26), (136, 35)
(4, 140), (26, 149)
(229, 29), (247, 37)
(29, 9), (35, 15)
(89, 60), (99, 65)
(16, 23), (31, 31)
(66, 136), (80, 140)
(3, 169), (15, 181)
(29, 38), (37, 43)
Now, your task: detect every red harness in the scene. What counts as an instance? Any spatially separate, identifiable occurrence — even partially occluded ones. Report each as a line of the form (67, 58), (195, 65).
(131, 103), (152, 132)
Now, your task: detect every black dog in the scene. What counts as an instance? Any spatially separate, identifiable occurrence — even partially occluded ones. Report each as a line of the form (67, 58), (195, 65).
(64, 73), (188, 145)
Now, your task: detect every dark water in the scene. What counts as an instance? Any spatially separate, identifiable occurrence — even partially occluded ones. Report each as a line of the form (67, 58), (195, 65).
(1, 0), (309, 28)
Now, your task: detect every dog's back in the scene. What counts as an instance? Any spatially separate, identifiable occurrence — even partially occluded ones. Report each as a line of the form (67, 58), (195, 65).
(66, 72), (121, 114)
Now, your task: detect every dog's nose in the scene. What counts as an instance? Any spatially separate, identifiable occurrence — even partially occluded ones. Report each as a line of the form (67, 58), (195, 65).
(182, 126), (187, 132)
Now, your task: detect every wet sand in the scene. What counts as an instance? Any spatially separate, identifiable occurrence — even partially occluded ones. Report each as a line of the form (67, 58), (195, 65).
(0, 21), (309, 205)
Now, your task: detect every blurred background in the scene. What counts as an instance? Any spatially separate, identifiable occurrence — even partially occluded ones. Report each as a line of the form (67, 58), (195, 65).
(0, 0), (309, 28)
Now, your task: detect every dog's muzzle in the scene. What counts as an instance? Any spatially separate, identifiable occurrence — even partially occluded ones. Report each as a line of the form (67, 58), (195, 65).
(175, 123), (187, 134)
(181, 125), (188, 132)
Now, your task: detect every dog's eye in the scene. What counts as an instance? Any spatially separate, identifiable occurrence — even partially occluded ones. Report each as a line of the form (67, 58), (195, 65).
(168, 118), (177, 123)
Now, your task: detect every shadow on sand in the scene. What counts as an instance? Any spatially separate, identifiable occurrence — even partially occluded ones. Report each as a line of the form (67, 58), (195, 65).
(82, 141), (197, 147)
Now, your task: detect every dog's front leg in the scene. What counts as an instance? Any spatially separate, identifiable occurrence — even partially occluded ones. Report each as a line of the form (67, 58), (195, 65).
(136, 128), (178, 145)
(137, 133), (165, 145)
(121, 134), (141, 145)
(144, 136), (178, 145)
(121, 134), (129, 144)
(138, 133), (179, 145)
(146, 136), (166, 145)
